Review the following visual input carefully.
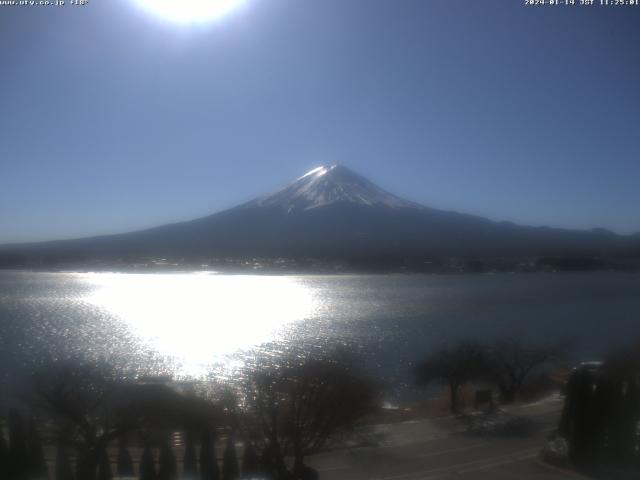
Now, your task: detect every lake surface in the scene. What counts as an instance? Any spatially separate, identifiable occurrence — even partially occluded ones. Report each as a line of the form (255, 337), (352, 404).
(1, 270), (639, 400)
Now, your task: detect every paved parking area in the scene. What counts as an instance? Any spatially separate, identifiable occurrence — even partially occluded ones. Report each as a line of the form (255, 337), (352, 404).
(308, 400), (576, 480)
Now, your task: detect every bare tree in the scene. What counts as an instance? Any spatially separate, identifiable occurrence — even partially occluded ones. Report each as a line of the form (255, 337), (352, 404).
(30, 361), (141, 480)
(246, 355), (378, 474)
(416, 342), (487, 413)
(485, 339), (564, 403)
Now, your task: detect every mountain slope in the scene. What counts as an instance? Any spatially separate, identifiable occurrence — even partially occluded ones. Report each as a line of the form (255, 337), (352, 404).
(1, 165), (639, 265)
(244, 165), (422, 213)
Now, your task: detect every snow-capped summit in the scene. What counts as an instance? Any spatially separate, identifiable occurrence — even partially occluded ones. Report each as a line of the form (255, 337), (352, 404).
(248, 164), (422, 213)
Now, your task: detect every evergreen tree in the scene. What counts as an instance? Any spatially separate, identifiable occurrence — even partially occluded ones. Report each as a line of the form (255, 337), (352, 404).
(54, 445), (74, 480)
(182, 432), (198, 479)
(259, 443), (276, 480)
(221, 436), (239, 480)
(157, 439), (177, 480)
(96, 446), (113, 480)
(75, 447), (98, 480)
(116, 442), (135, 478)
(568, 368), (595, 466)
(240, 444), (260, 480)
(259, 441), (287, 480)
(0, 429), (10, 480)
(8, 409), (29, 480)
(139, 445), (156, 480)
(199, 429), (219, 480)
(27, 417), (48, 479)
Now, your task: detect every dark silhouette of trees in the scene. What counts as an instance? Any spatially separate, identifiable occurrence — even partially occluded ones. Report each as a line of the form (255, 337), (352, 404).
(417, 339), (567, 411)
(198, 429), (219, 480)
(259, 440), (286, 480)
(294, 462), (319, 480)
(561, 364), (608, 467)
(158, 438), (178, 480)
(26, 358), (217, 479)
(247, 355), (377, 473)
(416, 342), (487, 413)
(54, 445), (74, 480)
(484, 339), (564, 403)
(30, 361), (140, 480)
(8, 409), (29, 480)
(76, 448), (96, 480)
(240, 443), (260, 479)
(139, 445), (157, 480)
(0, 430), (8, 479)
(221, 436), (239, 480)
(183, 432), (198, 479)
(117, 441), (135, 478)
(27, 416), (48, 479)
(559, 343), (640, 471)
(97, 445), (113, 480)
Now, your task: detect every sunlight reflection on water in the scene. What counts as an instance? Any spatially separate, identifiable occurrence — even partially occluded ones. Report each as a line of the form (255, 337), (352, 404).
(83, 272), (317, 376)
(4, 270), (640, 402)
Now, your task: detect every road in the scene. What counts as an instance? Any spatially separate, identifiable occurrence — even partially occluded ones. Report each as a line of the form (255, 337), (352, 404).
(308, 399), (576, 480)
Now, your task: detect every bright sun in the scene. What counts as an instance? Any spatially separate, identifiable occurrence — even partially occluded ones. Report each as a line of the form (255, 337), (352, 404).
(133, 0), (246, 24)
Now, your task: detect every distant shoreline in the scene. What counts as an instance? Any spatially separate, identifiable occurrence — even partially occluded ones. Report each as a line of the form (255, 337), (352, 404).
(2, 263), (639, 276)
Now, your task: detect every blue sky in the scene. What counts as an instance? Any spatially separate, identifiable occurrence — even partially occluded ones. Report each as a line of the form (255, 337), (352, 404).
(1, 0), (639, 243)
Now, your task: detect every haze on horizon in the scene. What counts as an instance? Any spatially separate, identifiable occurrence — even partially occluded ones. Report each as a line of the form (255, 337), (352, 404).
(1, 0), (640, 244)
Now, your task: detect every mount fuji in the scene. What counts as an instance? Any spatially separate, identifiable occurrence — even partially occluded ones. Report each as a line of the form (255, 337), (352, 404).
(1, 165), (638, 268)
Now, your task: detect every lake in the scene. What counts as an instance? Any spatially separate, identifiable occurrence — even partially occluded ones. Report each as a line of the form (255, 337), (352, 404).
(1, 270), (639, 401)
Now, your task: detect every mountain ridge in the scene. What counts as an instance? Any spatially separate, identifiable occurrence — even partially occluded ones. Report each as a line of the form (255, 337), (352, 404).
(1, 165), (639, 269)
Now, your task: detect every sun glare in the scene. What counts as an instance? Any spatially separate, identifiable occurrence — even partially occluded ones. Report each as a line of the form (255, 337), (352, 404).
(133, 0), (246, 24)
(84, 273), (316, 376)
